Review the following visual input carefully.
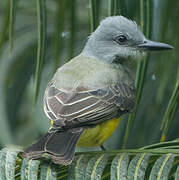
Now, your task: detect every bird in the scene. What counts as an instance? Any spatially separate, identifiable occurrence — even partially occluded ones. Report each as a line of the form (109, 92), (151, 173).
(22, 16), (173, 165)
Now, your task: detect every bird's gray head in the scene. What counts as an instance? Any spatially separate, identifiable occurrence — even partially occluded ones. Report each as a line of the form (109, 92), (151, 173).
(82, 16), (173, 64)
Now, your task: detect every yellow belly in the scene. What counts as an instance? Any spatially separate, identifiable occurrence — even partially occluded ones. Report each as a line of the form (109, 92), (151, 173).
(77, 117), (121, 147)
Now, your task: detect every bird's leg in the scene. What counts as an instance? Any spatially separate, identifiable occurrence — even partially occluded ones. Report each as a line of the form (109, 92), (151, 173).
(100, 144), (106, 151)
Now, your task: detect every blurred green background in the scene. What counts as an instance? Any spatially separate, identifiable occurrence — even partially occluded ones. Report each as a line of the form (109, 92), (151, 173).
(0, 0), (178, 151)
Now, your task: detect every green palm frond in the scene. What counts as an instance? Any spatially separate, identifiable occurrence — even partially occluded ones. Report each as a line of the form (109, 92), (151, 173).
(160, 70), (179, 142)
(122, 0), (153, 149)
(9, 0), (18, 54)
(0, 142), (179, 179)
(89, 0), (101, 32)
(53, 0), (66, 71)
(0, 0), (10, 56)
(109, 0), (127, 16)
(34, 0), (47, 102)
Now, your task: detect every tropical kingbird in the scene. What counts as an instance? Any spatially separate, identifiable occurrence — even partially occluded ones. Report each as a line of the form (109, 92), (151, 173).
(23, 16), (173, 165)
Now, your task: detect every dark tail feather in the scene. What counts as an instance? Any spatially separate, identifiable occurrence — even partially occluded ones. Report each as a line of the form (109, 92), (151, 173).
(22, 128), (84, 165)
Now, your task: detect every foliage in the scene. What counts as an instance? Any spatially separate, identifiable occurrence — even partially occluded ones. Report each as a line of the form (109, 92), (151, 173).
(0, 0), (178, 179)
(0, 140), (179, 179)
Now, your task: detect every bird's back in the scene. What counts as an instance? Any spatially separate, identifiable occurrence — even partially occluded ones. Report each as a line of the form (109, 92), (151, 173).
(51, 54), (133, 90)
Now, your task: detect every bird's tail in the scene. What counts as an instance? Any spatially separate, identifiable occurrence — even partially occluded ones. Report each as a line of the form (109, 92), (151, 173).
(22, 127), (84, 165)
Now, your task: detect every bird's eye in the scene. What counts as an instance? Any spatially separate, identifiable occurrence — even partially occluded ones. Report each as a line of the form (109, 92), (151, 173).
(115, 35), (127, 44)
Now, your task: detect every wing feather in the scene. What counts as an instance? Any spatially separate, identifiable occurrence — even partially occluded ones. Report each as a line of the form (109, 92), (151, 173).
(44, 82), (136, 128)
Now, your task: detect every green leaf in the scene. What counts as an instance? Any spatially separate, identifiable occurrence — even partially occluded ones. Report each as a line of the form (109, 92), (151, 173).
(108, 0), (127, 16)
(111, 154), (130, 180)
(21, 158), (40, 180)
(68, 0), (76, 60)
(9, 0), (17, 54)
(89, 0), (100, 32)
(68, 155), (89, 180)
(0, 30), (53, 140)
(0, 146), (179, 179)
(175, 165), (179, 180)
(54, 0), (67, 71)
(122, 0), (153, 149)
(85, 154), (109, 180)
(160, 69), (179, 142)
(0, 147), (21, 180)
(128, 153), (150, 180)
(0, 0), (10, 56)
(0, 28), (39, 145)
(40, 162), (57, 180)
(149, 154), (175, 180)
(141, 140), (179, 150)
(34, 0), (47, 102)
(2, 36), (37, 137)
(57, 166), (68, 180)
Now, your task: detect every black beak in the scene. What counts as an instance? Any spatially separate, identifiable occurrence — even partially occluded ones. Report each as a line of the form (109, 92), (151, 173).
(138, 39), (173, 51)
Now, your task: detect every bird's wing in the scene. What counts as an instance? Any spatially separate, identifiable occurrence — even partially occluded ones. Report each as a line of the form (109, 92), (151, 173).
(44, 82), (136, 129)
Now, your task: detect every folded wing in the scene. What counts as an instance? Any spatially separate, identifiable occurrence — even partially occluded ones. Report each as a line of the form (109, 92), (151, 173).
(44, 81), (136, 129)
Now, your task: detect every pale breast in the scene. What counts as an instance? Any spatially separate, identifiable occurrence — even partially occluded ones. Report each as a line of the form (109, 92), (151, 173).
(51, 55), (131, 90)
